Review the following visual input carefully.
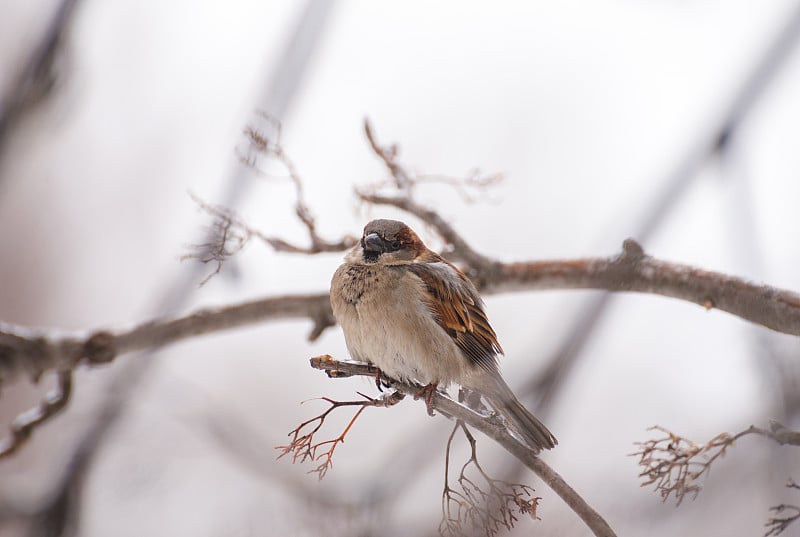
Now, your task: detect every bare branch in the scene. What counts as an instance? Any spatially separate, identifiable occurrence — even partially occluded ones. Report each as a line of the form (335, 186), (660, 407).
(364, 118), (412, 190)
(0, 370), (72, 458)
(5, 234), (800, 460)
(309, 357), (617, 537)
(766, 504), (800, 537)
(1, 293), (333, 383)
(359, 119), (498, 275)
(766, 480), (800, 537)
(276, 382), (405, 480)
(490, 239), (800, 336)
(632, 424), (799, 505)
(415, 170), (504, 203)
(358, 124), (800, 335)
(187, 115), (356, 282)
(0, 294), (333, 458)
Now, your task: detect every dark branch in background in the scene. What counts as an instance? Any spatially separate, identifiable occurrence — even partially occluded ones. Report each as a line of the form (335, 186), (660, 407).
(520, 0), (800, 422)
(0, 2), (339, 536)
(0, 68), (798, 534)
(0, 0), (81, 169)
(302, 357), (616, 537)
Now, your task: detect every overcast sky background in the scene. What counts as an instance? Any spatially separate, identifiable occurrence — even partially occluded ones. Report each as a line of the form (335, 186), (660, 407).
(1, 1), (800, 536)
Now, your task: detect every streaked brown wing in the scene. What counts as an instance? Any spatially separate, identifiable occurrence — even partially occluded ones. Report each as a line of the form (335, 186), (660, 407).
(407, 257), (503, 372)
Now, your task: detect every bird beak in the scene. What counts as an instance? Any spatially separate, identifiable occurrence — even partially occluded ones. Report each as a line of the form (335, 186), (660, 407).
(363, 232), (384, 253)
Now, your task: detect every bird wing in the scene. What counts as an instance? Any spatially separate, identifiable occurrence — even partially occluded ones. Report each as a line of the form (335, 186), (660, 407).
(407, 255), (503, 372)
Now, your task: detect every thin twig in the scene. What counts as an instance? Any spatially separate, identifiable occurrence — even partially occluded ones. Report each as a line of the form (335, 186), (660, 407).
(188, 118), (356, 282)
(276, 388), (404, 480)
(765, 479), (800, 537)
(440, 420), (540, 536)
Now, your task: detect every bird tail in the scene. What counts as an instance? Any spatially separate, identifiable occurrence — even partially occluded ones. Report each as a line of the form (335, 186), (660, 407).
(483, 377), (557, 453)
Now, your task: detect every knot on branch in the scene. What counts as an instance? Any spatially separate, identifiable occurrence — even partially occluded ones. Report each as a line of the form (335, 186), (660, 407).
(769, 420), (800, 446)
(81, 331), (116, 365)
(620, 238), (645, 263)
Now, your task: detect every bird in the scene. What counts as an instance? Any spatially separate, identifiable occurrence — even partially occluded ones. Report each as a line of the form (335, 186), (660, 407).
(330, 218), (557, 453)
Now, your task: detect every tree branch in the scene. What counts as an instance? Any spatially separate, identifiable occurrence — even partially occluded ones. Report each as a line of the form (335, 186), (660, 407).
(4, 234), (800, 460)
(0, 294), (332, 459)
(309, 357), (617, 537)
(489, 239), (800, 336)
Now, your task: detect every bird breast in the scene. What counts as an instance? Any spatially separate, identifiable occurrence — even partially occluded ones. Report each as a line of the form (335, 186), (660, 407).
(330, 263), (471, 386)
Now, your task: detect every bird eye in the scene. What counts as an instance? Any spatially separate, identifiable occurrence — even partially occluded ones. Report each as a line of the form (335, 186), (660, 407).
(390, 240), (401, 250)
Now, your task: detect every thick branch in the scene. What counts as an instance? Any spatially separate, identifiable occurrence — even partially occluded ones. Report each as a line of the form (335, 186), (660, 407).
(310, 357), (616, 537)
(491, 240), (800, 336)
(0, 294), (332, 387)
(5, 240), (800, 391)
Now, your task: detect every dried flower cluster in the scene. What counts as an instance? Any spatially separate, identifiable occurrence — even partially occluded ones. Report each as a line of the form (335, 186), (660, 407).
(631, 425), (737, 505)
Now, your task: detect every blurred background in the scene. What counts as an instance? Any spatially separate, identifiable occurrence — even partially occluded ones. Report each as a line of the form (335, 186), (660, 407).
(1, 0), (800, 535)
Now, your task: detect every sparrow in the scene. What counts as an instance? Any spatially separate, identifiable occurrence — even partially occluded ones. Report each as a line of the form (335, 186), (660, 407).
(330, 218), (557, 452)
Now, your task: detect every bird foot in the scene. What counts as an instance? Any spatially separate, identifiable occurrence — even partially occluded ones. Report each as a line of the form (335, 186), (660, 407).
(414, 383), (438, 416)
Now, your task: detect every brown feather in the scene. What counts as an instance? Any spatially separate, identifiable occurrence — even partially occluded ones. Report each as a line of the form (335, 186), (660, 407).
(407, 250), (503, 372)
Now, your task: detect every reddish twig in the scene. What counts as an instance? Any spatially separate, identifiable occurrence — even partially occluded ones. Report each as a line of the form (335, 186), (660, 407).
(276, 366), (405, 480)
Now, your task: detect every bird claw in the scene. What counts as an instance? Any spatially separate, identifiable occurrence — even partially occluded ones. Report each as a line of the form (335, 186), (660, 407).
(414, 383), (438, 416)
(373, 366), (384, 392)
